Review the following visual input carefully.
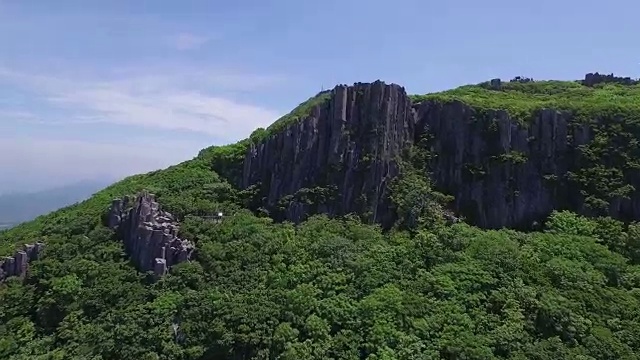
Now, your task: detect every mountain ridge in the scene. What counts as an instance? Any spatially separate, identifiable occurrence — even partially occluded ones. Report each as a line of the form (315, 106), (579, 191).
(3, 71), (640, 251)
(1, 72), (640, 359)
(205, 72), (640, 230)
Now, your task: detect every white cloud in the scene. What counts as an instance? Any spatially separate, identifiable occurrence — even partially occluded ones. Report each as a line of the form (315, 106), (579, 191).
(0, 66), (284, 142)
(169, 33), (212, 50)
(0, 136), (202, 194)
(106, 65), (287, 92)
(0, 64), (289, 193)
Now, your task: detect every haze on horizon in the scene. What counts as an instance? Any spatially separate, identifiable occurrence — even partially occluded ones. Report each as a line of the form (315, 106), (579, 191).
(1, 0), (638, 194)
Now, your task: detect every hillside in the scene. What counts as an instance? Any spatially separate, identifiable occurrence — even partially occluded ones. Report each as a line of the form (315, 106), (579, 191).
(0, 179), (112, 228)
(1, 72), (640, 359)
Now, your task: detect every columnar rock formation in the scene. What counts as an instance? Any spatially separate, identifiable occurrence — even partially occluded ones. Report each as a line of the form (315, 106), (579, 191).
(0, 242), (45, 282)
(414, 100), (595, 228)
(239, 77), (640, 229)
(243, 81), (414, 226)
(108, 191), (195, 277)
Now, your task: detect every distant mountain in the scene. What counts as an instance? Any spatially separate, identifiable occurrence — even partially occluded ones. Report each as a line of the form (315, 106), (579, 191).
(0, 179), (111, 227)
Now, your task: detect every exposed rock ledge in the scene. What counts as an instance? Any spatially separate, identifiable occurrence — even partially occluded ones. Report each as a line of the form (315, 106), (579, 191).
(0, 242), (45, 282)
(108, 191), (195, 277)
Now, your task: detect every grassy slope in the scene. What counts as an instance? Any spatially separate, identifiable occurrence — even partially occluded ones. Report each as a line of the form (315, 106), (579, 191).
(0, 154), (225, 256)
(412, 80), (640, 124)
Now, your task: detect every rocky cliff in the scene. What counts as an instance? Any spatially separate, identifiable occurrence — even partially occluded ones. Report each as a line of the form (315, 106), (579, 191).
(243, 81), (414, 227)
(108, 191), (195, 277)
(414, 100), (594, 228)
(236, 76), (640, 229)
(0, 241), (44, 282)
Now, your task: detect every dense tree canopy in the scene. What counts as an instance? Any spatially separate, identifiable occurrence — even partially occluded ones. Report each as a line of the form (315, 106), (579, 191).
(2, 78), (640, 359)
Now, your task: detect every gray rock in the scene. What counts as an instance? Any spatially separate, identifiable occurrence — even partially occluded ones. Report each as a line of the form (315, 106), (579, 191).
(583, 72), (638, 87)
(107, 191), (195, 277)
(154, 258), (167, 277)
(243, 80), (414, 227)
(15, 251), (28, 277)
(0, 241), (45, 282)
(1, 256), (15, 277)
(416, 100), (598, 228)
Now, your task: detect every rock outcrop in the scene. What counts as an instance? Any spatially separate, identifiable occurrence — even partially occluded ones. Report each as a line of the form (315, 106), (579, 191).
(108, 191), (195, 277)
(582, 72), (639, 87)
(242, 81), (414, 227)
(237, 78), (640, 229)
(0, 242), (45, 282)
(414, 100), (595, 228)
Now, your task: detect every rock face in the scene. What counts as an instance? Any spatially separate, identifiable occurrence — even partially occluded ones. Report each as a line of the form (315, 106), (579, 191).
(414, 100), (593, 228)
(108, 191), (195, 277)
(238, 79), (640, 229)
(243, 81), (414, 227)
(0, 242), (45, 282)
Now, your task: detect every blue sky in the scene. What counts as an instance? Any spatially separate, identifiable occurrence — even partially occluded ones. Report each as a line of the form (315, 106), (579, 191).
(0, 0), (638, 194)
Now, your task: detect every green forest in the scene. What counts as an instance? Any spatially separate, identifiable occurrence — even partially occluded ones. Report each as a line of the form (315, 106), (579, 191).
(1, 77), (640, 360)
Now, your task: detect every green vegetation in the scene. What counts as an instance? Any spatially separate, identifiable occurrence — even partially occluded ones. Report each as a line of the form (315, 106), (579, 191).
(411, 80), (640, 124)
(2, 77), (640, 359)
(0, 153), (231, 256)
(2, 166), (640, 359)
(389, 142), (453, 231)
(492, 151), (528, 165)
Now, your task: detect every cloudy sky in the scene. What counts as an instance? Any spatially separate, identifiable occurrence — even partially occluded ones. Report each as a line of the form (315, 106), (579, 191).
(0, 0), (638, 194)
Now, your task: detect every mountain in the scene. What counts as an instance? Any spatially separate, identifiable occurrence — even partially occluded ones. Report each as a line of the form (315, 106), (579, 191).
(1, 73), (640, 359)
(0, 179), (112, 228)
